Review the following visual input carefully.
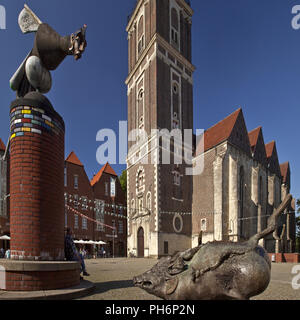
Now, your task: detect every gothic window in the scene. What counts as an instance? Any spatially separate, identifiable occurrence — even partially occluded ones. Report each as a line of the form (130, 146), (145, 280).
(137, 15), (145, 56)
(239, 166), (245, 237)
(138, 89), (144, 130)
(171, 75), (181, 130)
(259, 176), (263, 205)
(171, 8), (179, 49)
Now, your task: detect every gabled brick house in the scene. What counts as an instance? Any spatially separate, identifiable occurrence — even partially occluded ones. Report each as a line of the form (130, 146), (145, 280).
(64, 152), (127, 257)
(91, 163), (127, 257)
(64, 151), (94, 241)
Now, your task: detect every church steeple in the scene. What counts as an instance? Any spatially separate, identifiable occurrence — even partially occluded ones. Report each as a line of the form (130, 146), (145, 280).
(126, 0), (195, 258)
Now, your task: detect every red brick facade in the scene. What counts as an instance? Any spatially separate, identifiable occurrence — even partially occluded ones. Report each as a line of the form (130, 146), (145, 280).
(92, 164), (127, 257)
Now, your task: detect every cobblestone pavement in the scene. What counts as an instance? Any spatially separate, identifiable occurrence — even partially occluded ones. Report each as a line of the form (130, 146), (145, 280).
(79, 258), (300, 300)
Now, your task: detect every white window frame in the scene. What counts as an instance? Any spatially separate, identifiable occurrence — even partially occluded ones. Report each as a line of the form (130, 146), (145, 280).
(118, 221), (123, 234)
(95, 199), (105, 232)
(105, 182), (109, 196)
(170, 4), (180, 50)
(170, 69), (182, 130)
(74, 214), (79, 229)
(64, 166), (67, 187)
(110, 177), (116, 197)
(136, 9), (145, 58)
(82, 217), (88, 230)
(74, 175), (79, 189)
(136, 76), (145, 133)
(74, 194), (79, 209)
(82, 196), (88, 211)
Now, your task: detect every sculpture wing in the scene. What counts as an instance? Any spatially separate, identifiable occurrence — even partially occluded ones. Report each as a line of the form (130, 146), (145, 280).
(18, 4), (42, 34)
(10, 51), (31, 91)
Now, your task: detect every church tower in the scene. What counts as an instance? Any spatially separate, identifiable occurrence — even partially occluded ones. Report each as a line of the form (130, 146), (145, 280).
(126, 0), (195, 258)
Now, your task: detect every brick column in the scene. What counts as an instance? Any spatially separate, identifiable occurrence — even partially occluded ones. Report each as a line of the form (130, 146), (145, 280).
(9, 92), (65, 261)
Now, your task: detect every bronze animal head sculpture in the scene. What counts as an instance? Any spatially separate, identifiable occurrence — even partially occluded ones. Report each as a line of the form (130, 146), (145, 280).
(133, 195), (292, 300)
(10, 4), (87, 98)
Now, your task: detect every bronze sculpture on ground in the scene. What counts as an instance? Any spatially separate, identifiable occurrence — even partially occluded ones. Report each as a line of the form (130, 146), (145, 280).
(10, 4), (87, 98)
(133, 194), (292, 300)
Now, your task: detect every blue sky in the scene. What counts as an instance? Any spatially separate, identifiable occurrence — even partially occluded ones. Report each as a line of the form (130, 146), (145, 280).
(0, 0), (299, 201)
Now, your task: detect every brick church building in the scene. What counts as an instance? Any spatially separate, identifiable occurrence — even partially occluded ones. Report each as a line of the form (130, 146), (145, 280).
(126, 0), (296, 258)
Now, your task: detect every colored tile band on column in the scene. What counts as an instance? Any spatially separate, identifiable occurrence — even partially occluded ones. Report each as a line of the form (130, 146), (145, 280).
(10, 105), (64, 140)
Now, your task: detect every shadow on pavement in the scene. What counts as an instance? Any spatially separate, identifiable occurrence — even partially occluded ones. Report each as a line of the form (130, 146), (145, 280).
(86, 280), (134, 296)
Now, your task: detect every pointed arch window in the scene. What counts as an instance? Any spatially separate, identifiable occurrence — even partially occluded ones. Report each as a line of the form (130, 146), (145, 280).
(239, 166), (245, 237)
(137, 15), (145, 56)
(138, 88), (145, 130)
(259, 176), (263, 205)
(170, 7), (180, 49)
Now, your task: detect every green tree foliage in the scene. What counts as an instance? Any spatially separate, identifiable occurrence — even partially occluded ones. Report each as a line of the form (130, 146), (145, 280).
(119, 170), (127, 196)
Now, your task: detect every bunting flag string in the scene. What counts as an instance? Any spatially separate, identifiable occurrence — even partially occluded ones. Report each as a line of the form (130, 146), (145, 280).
(65, 193), (295, 220)
(66, 204), (116, 230)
